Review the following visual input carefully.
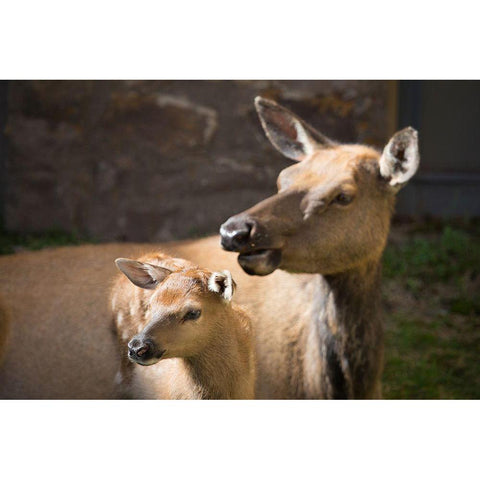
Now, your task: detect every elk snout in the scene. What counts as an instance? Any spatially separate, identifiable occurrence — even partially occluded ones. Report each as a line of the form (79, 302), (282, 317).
(220, 216), (255, 251)
(128, 337), (159, 365)
(128, 337), (152, 357)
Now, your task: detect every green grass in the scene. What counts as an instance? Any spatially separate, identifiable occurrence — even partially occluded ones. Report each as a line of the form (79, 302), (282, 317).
(382, 313), (480, 399)
(382, 224), (480, 399)
(383, 225), (480, 284)
(0, 229), (94, 255)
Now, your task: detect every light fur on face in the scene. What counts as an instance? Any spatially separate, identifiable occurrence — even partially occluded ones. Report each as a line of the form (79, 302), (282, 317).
(110, 253), (254, 399)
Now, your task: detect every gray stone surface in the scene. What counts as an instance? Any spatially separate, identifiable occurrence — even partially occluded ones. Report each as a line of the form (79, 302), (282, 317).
(4, 80), (390, 241)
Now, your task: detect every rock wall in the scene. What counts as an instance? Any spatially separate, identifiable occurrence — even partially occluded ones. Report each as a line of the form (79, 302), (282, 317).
(4, 80), (391, 241)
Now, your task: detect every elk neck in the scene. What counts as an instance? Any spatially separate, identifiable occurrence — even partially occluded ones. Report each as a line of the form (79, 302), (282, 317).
(304, 258), (384, 399)
(183, 310), (249, 399)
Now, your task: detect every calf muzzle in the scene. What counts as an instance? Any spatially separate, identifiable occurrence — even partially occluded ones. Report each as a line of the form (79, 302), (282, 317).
(128, 337), (155, 363)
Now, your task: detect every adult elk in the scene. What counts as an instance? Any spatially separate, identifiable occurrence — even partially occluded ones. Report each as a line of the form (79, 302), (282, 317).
(220, 98), (419, 398)
(0, 97), (419, 399)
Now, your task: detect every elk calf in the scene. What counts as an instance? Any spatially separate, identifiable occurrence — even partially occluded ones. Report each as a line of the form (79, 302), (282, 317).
(110, 253), (255, 399)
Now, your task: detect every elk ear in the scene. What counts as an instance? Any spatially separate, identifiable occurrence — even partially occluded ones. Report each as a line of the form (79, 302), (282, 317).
(379, 127), (420, 191)
(208, 270), (236, 301)
(255, 96), (336, 162)
(115, 258), (172, 290)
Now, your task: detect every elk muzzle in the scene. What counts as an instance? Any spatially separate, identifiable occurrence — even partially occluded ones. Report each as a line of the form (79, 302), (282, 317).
(128, 336), (165, 366)
(220, 215), (282, 276)
(220, 216), (255, 251)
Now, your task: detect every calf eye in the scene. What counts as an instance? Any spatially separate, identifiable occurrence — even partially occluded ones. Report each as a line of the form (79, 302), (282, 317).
(183, 309), (201, 321)
(333, 192), (353, 206)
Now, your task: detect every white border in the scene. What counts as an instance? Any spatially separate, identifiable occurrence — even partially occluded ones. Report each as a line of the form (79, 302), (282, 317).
(1, 2), (479, 478)
(1, 1), (480, 78)
(0, 400), (478, 479)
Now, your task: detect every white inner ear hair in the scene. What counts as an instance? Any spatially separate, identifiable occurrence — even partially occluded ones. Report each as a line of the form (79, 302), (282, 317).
(208, 270), (234, 301)
(380, 130), (419, 188)
(294, 119), (314, 157)
(382, 146), (419, 187)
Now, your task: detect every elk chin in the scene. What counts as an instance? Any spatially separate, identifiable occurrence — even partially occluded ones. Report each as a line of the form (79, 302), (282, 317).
(238, 249), (282, 276)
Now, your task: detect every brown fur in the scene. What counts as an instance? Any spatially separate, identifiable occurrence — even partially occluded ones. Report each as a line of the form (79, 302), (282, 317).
(0, 98), (418, 399)
(220, 144), (392, 398)
(111, 253), (255, 399)
(218, 98), (418, 398)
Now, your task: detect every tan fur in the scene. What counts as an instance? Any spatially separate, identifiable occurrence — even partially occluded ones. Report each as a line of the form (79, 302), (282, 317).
(111, 253), (255, 399)
(0, 239), (315, 398)
(245, 144), (395, 276)
(0, 99), (417, 399)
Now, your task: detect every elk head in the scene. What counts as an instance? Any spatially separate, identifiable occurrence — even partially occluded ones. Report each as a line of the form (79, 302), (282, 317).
(115, 257), (236, 366)
(220, 97), (419, 276)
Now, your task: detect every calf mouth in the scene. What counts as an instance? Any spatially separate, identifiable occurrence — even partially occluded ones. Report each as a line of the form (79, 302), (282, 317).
(129, 357), (160, 367)
(237, 249), (282, 276)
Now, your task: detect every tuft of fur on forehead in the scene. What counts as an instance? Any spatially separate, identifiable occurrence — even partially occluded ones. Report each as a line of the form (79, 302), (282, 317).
(163, 269), (211, 293)
(134, 252), (198, 272)
(133, 252), (213, 294)
(285, 145), (381, 194)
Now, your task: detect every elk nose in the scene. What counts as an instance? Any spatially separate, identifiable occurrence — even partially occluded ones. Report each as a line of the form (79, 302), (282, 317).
(128, 338), (152, 358)
(220, 217), (254, 251)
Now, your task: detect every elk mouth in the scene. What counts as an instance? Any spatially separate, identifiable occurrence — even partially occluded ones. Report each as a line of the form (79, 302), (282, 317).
(129, 357), (160, 367)
(155, 349), (167, 360)
(237, 249), (282, 276)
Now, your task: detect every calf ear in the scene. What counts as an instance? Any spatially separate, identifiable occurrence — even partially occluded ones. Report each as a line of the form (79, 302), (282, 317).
(208, 270), (236, 301)
(379, 127), (420, 191)
(115, 258), (172, 290)
(255, 96), (336, 162)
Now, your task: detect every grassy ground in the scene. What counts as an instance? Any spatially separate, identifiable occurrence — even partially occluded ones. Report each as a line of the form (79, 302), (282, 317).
(382, 221), (480, 399)
(0, 229), (93, 255)
(1, 222), (479, 399)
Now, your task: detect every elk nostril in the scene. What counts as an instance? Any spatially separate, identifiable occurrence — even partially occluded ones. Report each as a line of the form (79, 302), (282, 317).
(232, 222), (254, 248)
(220, 219), (254, 250)
(128, 338), (140, 350)
(128, 338), (152, 358)
(233, 229), (250, 245)
(136, 345), (149, 357)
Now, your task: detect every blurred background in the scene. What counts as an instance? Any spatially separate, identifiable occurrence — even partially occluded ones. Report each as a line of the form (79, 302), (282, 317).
(0, 80), (478, 398)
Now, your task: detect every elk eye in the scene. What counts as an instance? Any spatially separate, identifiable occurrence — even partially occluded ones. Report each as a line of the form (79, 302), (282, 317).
(183, 309), (201, 321)
(333, 192), (353, 206)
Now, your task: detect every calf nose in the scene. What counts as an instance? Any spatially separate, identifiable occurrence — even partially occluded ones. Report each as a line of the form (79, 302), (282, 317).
(128, 338), (152, 358)
(220, 217), (254, 251)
